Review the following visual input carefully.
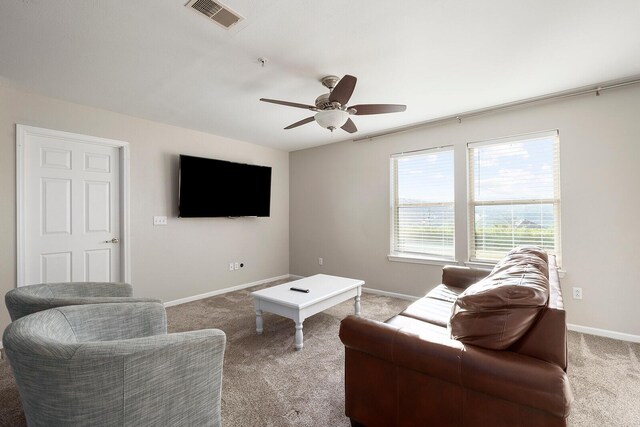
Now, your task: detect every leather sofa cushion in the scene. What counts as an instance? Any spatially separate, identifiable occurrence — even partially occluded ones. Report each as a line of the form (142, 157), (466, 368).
(396, 284), (465, 328)
(449, 260), (549, 350)
(492, 246), (549, 278)
(508, 255), (568, 368)
(426, 284), (465, 303)
(401, 297), (453, 327)
(506, 245), (548, 263)
(442, 266), (491, 289)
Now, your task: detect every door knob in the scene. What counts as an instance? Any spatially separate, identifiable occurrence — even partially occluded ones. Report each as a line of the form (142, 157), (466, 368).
(105, 238), (120, 244)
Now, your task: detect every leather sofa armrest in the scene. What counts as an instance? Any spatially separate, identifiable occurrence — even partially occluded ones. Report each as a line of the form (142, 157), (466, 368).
(340, 315), (573, 418)
(442, 265), (491, 288)
(462, 346), (573, 418)
(340, 315), (465, 385)
(339, 315), (399, 362)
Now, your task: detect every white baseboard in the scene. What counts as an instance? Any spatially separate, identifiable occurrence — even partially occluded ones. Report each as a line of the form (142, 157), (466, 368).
(362, 287), (420, 301)
(161, 274), (640, 345)
(568, 323), (640, 343)
(164, 274), (293, 308)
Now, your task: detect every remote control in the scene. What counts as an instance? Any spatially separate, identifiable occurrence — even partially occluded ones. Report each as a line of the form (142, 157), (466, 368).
(290, 287), (310, 293)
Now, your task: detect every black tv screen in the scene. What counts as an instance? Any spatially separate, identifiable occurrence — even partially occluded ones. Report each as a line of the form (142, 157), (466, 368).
(179, 155), (272, 217)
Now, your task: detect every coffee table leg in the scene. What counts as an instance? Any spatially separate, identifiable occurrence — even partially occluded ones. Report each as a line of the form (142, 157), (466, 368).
(294, 321), (304, 350)
(255, 310), (263, 334)
(354, 286), (362, 316)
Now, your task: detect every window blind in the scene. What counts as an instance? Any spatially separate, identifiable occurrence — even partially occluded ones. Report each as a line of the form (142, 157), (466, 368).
(391, 147), (454, 259)
(468, 130), (561, 264)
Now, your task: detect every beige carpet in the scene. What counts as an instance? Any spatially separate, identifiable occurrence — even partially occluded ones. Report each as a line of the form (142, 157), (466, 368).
(1, 278), (639, 426)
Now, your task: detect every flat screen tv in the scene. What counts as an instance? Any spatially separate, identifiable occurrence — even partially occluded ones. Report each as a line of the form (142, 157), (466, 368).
(179, 155), (272, 217)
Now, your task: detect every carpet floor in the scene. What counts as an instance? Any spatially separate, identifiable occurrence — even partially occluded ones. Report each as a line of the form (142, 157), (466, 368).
(0, 278), (639, 426)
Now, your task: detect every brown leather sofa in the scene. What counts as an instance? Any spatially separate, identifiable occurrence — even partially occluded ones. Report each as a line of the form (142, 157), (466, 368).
(339, 247), (573, 426)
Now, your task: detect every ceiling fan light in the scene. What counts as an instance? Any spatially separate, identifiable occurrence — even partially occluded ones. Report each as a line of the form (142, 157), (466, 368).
(314, 109), (349, 131)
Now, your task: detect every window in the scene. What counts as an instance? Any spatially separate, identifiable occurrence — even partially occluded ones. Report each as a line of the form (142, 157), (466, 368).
(391, 147), (455, 260)
(468, 130), (561, 264)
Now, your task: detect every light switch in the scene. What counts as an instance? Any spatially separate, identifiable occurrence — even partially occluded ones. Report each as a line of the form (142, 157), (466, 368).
(153, 216), (168, 226)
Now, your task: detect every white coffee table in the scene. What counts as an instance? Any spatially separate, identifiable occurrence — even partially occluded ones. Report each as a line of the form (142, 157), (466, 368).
(251, 274), (364, 350)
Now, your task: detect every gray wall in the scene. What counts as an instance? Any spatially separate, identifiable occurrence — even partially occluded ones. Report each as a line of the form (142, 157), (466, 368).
(0, 82), (289, 333)
(290, 84), (640, 336)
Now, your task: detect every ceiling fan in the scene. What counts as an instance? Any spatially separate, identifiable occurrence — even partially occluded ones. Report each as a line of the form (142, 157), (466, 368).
(260, 74), (407, 133)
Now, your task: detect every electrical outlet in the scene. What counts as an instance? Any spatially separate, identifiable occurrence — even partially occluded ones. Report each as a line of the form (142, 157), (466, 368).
(234, 262), (240, 270)
(572, 287), (583, 300)
(153, 216), (168, 226)
(318, 257), (323, 266)
(229, 263), (234, 271)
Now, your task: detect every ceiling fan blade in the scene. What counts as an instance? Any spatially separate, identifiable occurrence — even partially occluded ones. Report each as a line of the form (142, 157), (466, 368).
(341, 118), (358, 134)
(329, 75), (357, 105)
(260, 98), (316, 110)
(349, 104), (407, 115)
(284, 116), (315, 130)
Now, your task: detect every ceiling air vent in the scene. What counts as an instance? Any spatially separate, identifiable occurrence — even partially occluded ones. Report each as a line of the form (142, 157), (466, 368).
(185, 0), (243, 29)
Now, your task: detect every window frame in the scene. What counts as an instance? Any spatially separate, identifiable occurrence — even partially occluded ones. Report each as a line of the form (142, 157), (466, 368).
(466, 130), (562, 266)
(389, 145), (456, 263)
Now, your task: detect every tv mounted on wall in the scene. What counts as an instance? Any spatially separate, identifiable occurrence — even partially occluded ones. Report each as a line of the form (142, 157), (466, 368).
(179, 155), (272, 217)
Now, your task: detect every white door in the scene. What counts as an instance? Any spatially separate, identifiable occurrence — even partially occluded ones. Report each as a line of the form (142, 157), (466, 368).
(18, 126), (127, 285)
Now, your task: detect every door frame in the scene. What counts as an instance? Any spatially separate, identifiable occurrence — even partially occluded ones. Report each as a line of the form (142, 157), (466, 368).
(16, 124), (131, 286)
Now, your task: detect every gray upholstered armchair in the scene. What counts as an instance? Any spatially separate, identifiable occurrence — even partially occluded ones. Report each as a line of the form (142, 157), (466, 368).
(3, 302), (226, 427)
(5, 282), (162, 321)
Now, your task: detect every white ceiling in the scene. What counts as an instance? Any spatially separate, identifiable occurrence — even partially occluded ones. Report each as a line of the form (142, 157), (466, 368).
(1, 1), (639, 152)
